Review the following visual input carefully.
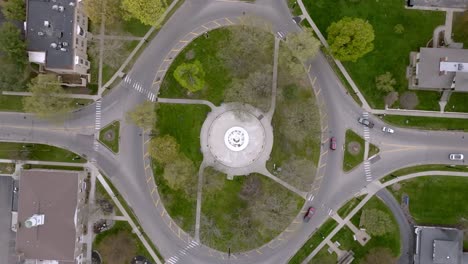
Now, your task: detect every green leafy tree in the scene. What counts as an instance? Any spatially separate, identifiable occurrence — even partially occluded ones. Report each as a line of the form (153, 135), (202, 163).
(359, 208), (394, 236)
(394, 24), (405, 34)
(149, 135), (179, 165)
(2, 0), (25, 21)
(327, 17), (375, 62)
(375, 72), (396, 92)
(84, 0), (122, 26)
(23, 75), (73, 117)
(285, 29), (321, 62)
(0, 22), (27, 66)
(121, 0), (166, 26)
(163, 155), (196, 193)
(174, 60), (206, 93)
(0, 56), (29, 91)
(279, 47), (305, 79)
(126, 101), (157, 129)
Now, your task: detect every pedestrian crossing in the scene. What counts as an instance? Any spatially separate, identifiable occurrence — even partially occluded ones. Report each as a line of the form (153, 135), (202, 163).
(364, 161), (372, 182)
(93, 99), (102, 152)
(166, 240), (200, 264)
(124, 74), (157, 102)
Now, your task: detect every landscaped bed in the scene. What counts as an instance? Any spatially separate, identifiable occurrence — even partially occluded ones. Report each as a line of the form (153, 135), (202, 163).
(200, 170), (303, 252)
(99, 120), (120, 153)
(343, 129), (364, 171)
(334, 196), (400, 263)
(304, 0), (445, 110)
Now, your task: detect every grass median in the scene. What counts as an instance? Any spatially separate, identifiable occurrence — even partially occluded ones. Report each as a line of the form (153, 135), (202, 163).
(98, 121), (120, 153)
(343, 129), (364, 172)
(383, 115), (468, 131)
(0, 142), (85, 163)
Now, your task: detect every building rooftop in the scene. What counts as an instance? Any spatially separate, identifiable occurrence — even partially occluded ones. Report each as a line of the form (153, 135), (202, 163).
(26, 0), (77, 70)
(416, 48), (468, 91)
(16, 170), (79, 262)
(408, 0), (468, 9)
(414, 226), (463, 264)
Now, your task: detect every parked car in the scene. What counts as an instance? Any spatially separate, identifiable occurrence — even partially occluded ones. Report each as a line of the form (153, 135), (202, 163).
(449, 154), (464, 161)
(358, 117), (374, 128)
(303, 207), (316, 222)
(382, 127), (394, 134)
(330, 137), (337, 150)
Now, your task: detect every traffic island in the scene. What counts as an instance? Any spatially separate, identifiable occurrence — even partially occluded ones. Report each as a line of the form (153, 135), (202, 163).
(98, 121), (120, 153)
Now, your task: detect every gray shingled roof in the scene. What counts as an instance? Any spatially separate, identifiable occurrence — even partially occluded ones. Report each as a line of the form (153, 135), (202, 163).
(409, 0), (468, 9)
(26, 0), (77, 69)
(414, 226), (463, 264)
(16, 170), (78, 262)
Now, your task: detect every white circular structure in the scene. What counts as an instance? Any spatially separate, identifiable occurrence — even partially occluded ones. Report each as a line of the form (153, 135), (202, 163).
(224, 126), (249, 151)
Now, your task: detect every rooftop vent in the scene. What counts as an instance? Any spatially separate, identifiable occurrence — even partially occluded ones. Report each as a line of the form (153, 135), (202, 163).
(24, 214), (45, 228)
(50, 42), (57, 48)
(38, 31), (44, 36)
(44, 20), (50, 27)
(52, 4), (58, 10)
(58, 5), (64, 12)
(69, 2), (75, 6)
(62, 41), (68, 47)
(60, 48), (67, 52)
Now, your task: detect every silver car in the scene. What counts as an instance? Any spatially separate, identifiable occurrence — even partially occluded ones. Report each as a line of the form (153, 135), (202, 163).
(449, 154), (464, 161)
(382, 127), (394, 134)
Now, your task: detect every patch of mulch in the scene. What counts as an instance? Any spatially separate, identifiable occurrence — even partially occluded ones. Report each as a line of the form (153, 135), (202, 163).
(104, 130), (115, 141)
(347, 141), (361, 155)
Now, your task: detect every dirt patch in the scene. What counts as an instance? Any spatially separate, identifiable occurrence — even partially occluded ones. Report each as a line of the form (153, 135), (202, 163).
(239, 176), (262, 200)
(347, 141), (361, 155)
(391, 183), (401, 191)
(95, 228), (137, 264)
(104, 130), (115, 142)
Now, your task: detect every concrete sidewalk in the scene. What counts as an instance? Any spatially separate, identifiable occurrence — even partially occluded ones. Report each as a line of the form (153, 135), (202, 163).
(372, 108), (468, 119)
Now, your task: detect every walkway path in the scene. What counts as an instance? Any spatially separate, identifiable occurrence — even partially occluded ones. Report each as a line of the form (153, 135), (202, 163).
(2, 91), (98, 100)
(331, 214), (370, 246)
(296, 0), (371, 111)
(194, 162), (207, 242)
(266, 36), (280, 119)
(260, 168), (308, 199)
(96, 173), (162, 264)
(372, 108), (468, 118)
(157, 97), (216, 110)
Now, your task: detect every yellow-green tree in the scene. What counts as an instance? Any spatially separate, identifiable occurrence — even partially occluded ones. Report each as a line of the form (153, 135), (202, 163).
(149, 135), (179, 165)
(174, 60), (206, 93)
(121, 0), (166, 26)
(126, 101), (156, 129)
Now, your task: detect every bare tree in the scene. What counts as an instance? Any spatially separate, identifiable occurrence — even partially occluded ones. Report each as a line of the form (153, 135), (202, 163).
(359, 208), (395, 236)
(400, 91), (419, 109)
(163, 155), (196, 194)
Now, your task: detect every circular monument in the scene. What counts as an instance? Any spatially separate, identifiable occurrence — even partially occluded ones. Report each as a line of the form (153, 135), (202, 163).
(224, 126), (249, 151)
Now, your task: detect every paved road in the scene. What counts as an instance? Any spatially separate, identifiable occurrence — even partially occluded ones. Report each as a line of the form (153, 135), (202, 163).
(0, 1), (467, 264)
(376, 189), (413, 264)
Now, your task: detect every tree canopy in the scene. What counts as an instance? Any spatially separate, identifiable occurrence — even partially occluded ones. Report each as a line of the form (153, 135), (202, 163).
(0, 22), (27, 66)
(84, 0), (122, 26)
(375, 72), (396, 92)
(2, 0), (25, 21)
(121, 0), (166, 26)
(359, 208), (394, 236)
(285, 29), (321, 62)
(173, 60), (206, 93)
(149, 135), (179, 165)
(163, 155), (196, 193)
(23, 75), (73, 117)
(126, 101), (157, 129)
(327, 17), (375, 62)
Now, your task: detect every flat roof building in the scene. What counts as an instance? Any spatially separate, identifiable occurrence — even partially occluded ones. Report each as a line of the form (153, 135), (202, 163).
(15, 170), (86, 263)
(407, 48), (468, 92)
(26, 0), (90, 77)
(407, 0), (468, 10)
(414, 226), (468, 264)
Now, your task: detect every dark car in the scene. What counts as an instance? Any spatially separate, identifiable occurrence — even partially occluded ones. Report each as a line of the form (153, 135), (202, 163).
(303, 207), (316, 222)
(358, 117), (374, 128)
(330, 137), (337, 150)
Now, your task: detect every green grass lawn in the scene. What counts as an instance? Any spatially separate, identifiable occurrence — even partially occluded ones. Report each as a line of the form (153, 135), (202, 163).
(309, 247), (337, 264)
(369, 143), (380, 158)
(337, 196), (364, 218)
(343, 129), (364, 172)
(289, 218), (338, 264)
(380, 164), (468, 183)
(99, 121), (120, 153)
(383, 115), (468, 131)
(201, 171), (303, 252)
(0, 95), (24, 112)
(333, 197), (400, 262)
(446, 93), (468, 113)
(453, 12), (468, 47)
(0, 142), (85, 163)
(23, 164), (84, 171)
(389, 176), (468, 226)
(94, 221), (153, 264)
(304, 0), (444, 109)
(159, 29), (232, 105)
(0, 163), (14, 174)
(152, 104), (209, 234)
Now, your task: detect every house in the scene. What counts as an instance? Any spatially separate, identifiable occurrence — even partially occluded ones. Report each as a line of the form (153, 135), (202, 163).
(15, 170), (87, 263)
(407, 0), (468, 10)
(25, 0), (90, 85)
(407, 47), (468, 92)
(414, 226), (468, 264)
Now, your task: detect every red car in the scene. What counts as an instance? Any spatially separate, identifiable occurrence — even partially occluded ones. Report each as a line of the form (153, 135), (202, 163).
(303, 207), (316, 222)
(330, 137), (337, 150)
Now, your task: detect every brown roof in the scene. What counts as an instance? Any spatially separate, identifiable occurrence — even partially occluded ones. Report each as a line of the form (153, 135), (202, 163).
(16, 170), (79, 262)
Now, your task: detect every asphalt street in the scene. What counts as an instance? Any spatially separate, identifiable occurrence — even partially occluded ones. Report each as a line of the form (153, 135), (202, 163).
(0, 1), (467, 263)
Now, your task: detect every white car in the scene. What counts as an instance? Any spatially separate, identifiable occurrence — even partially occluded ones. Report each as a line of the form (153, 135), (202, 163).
(449, 154), (464, 161)
(382, 127), (394, 134)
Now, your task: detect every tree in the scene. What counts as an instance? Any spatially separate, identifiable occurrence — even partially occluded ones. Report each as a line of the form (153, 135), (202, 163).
(126, 101), (156, 129)
(0, 22), (27, 66)
(375, 72), (396, 92)
(394, 24), (405, 34)
(359, 208), (394, 236)
(0, 56), (29, 92)
(163, 155), (196, 193)
(173, 60), (206, 93)
(2, 0), (25, 21)
(279, 48), (306, 79)
(149, 135), (179, 165)
(84, 0), (122, 26)
(327, 17), (375, 62)
(280, 100), (320, 143)
(285, 29), (321, 62)
(384, 91), (399, 107)
(279, 157), (316, 189)
(224, 69), (272, 112)
(361, 248), (395, 264)
(400, 91), (419, 109)
(23, 75), (73, 117)
(121, 0), (166, 26)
